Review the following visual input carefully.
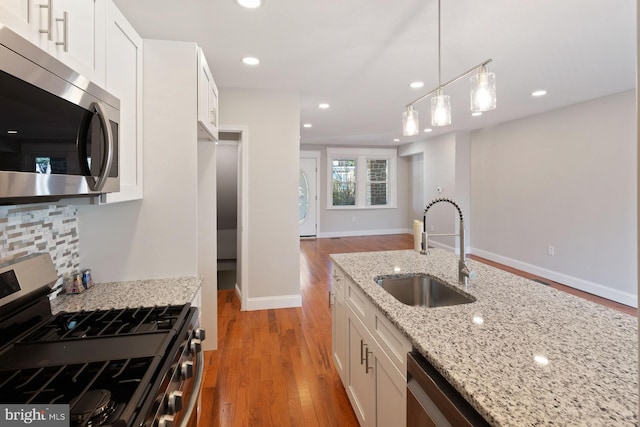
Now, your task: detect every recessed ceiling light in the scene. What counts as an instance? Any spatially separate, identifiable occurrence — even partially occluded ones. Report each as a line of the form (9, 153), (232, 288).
(318, 103), (330, 109)
(6, 130), (18, 134)
(410, 81), (424, 89)
(237, 0), (262, 8)
(424, 128), (432, 133)
(472, 112), (483, 117)
(242, 56), (260, 66)
(393, 138), (400, 142)
(531, 90), (547, 97)
(303, 123), (312, 128)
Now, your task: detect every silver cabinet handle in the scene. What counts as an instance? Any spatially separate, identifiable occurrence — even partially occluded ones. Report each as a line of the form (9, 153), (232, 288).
(39, 0), (53, 41)
(365, 347), (373, 373)
(55, 11), (68, 52)
(210, 108), (216, 126)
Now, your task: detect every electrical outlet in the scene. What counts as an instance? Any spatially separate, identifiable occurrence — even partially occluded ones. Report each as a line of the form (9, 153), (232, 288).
(547, 245), (555, 256)
(351, 216), (357, 223)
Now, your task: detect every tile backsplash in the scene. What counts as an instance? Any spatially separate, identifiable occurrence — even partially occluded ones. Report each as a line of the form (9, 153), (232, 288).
(0, 204), (79, 296)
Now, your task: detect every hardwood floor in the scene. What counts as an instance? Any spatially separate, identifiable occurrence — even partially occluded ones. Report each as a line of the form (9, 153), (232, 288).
(199, 234), (635, 427)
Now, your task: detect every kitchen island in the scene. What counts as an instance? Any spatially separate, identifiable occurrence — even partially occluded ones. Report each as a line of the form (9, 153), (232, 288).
(51, 277), (202, 313)
(331, 249), (637, 426)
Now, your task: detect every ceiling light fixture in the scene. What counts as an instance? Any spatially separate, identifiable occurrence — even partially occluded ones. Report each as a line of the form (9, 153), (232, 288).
(472, 112), (483, 117)
(303, 123), (312, 128)
(424, 128), (432, 133)
(242, 56), (260, 66)
(237, 0), (262, 9)
(402, 0), (496, 135)
(410, 81), (424, 89)
(318, 103), (330, 109)
(531, 90), (547, 97)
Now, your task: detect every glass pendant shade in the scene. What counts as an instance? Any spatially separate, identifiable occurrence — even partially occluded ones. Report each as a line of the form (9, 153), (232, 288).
(431, 89), (451, 126)
(470, 65), (496, 112)
(402, 105), (420, 136)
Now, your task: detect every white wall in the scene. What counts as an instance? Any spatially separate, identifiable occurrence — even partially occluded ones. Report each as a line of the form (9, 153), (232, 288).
(78, 40), (199, 282)
(399, 132), (471, 253)
(471, 90), (637, 306)
(219, 88), (301, 309)
(303, 145), (410, 237)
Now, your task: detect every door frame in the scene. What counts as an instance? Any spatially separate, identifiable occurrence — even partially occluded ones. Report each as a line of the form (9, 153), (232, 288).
(300, 150), (321, 237)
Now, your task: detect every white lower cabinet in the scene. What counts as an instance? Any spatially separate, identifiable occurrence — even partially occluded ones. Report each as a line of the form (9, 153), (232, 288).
(347, 313), (374, 425)
(331, 263), (411, 427)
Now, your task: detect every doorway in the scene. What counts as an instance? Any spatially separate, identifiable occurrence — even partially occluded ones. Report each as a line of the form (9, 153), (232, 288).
(216, 139), (238, 290)
(300, 150), (320, 237)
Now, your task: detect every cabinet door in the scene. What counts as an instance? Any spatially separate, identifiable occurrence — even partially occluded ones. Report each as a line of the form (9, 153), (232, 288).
(347, 313), (374, 426)
(99, 0), (143, 203)
(0, 0), (52, 50)
(197, 49), (217, 141)
(374, 347), (407, 427)
(50, 0), (106, 86)
(331, 289), (347, 385)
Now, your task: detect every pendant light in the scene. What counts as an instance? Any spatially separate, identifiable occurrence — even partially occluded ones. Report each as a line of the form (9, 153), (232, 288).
(402, 0), (496, 134)
(470, 65), (496, 112)
(402, 105), (420, 136)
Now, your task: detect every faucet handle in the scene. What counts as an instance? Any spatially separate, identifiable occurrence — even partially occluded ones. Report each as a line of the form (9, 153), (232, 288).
(468, 270), (477, 281)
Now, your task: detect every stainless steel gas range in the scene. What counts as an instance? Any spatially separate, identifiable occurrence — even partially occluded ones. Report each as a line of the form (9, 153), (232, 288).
(0, 254), (205, 427)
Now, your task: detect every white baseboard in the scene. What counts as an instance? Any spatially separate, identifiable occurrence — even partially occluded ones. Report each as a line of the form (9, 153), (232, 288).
(244, 293), (302, 311)
(318, 228), (411, 239)
(471, 248), (638, 308)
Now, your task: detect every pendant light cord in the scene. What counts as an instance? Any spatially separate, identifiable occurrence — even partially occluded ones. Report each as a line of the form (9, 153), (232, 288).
(437, 0), (441, 88)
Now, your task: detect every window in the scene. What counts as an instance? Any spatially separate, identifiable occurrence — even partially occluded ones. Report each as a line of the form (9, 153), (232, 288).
(326, 148), (397, 209)
(332, 159), (356, 206)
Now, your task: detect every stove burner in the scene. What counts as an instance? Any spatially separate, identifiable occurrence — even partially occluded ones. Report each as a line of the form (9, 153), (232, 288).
(70, 389), (116, 426)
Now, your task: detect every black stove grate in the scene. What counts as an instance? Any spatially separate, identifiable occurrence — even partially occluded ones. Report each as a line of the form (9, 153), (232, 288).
(19, 305), (187, 342)
(0, 356), (160, 426)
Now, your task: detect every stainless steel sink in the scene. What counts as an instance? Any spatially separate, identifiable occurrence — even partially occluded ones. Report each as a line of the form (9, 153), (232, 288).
(375, 275), (475, 308)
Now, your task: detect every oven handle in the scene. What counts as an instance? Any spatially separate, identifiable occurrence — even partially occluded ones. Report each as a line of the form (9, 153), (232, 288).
(179, 349), (204, 427)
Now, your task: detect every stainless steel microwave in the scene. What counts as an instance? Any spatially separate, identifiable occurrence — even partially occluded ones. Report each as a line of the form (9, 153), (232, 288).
(0, 26), (119, 204)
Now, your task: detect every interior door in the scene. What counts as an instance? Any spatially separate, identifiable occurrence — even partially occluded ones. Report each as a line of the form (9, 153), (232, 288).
(299, 158), (317, 237)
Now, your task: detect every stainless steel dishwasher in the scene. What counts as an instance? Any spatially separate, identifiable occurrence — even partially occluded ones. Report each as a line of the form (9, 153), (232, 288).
(407, 352), (490, 427)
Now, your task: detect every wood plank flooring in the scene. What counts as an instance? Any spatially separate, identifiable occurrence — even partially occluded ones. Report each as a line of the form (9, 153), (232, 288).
(198, 234), (635, 427)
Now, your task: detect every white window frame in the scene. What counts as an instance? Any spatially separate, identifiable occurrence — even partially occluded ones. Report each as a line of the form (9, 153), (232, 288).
(326, 147), (397, 210)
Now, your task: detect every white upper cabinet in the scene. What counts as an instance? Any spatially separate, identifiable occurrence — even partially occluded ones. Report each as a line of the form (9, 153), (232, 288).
(197, 48), (219, 141)
(0, 0), (106, 86)
(100, 0), (143, 203)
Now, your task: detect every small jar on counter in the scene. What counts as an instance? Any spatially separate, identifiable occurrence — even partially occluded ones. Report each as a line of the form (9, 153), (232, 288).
(64, 273), (84, 294)
(82, 269), (94, 289)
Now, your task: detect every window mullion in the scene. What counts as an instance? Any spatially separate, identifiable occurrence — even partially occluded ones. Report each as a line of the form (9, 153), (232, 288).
(356, 155), (367, 207)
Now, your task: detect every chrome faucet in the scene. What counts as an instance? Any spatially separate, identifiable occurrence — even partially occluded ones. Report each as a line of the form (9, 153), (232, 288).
(421, 198), (474, 286)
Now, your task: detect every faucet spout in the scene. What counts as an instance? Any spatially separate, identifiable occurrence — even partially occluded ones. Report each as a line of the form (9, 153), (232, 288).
(421, 198), (473, 285)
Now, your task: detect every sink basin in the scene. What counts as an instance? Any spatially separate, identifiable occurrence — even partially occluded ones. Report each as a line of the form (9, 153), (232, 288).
(375, 275), (475, 308)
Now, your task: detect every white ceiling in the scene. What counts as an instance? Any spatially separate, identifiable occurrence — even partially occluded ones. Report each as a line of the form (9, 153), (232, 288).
(113, 0), (636, 146)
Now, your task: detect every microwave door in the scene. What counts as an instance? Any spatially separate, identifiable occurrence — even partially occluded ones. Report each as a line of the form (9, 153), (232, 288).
(77, 101), (114, 192)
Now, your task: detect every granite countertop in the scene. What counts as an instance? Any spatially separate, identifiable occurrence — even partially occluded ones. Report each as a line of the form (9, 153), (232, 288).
(331, 249), (638, 427)
(50, 277), (202, 314)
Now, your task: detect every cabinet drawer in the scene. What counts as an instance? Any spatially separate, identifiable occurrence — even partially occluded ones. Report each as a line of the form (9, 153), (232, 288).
(346, 281), (369, 324)
(372, 309), (411, 378)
